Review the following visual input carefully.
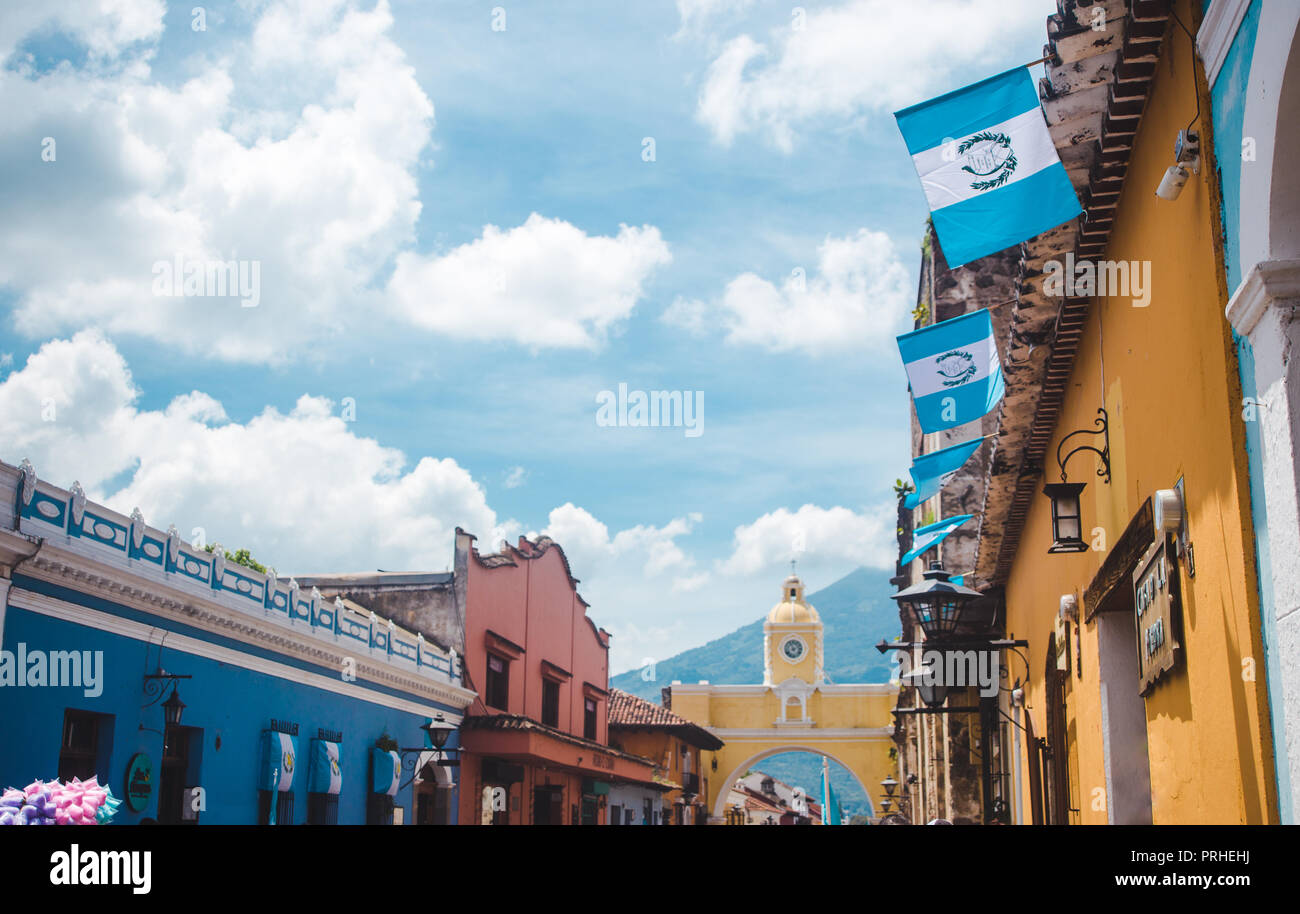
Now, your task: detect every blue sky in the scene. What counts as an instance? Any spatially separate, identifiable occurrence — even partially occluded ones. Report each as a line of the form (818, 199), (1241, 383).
(0, 0), (1054, 673)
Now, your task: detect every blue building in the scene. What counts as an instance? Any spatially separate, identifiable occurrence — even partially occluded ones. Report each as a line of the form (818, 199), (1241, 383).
(0, 458), (475, 824)
(1199, 0), (1300, 823)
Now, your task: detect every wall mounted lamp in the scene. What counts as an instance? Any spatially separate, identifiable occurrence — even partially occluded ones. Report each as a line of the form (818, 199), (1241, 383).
(1044, 408), (1111, 553)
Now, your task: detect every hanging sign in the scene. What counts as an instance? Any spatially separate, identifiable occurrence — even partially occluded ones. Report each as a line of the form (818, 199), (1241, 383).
(124, 753), (153, 813)
(1133, 535), (1183, 695)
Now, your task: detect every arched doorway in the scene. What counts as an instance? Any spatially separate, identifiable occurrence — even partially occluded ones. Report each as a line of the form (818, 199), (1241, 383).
(712, 744), (877, 822)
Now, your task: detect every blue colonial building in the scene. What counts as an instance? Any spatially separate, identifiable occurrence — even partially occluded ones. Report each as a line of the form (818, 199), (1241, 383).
(0, 457), (474, 824)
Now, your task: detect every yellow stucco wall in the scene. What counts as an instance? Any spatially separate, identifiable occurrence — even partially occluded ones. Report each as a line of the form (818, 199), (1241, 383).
(1004, 1), (1276, 824)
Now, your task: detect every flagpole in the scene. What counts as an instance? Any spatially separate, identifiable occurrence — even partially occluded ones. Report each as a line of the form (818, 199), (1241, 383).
(821, 756), (830, 825)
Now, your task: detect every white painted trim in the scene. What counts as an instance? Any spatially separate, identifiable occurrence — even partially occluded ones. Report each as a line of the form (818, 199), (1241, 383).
(1226, 259), (1300, 336)
(670, 682), (897, 695)
(9, 587), (472, 715)
(16, 550), (474, 705)
(1197, 0), (1252, 88)
(0, 577), (9, 648)
(708, 727), (894, 740)
(1238, 2), (1300, 277)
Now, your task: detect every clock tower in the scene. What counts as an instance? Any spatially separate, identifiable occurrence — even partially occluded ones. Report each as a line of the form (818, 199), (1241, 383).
(763, 574), (824, 688)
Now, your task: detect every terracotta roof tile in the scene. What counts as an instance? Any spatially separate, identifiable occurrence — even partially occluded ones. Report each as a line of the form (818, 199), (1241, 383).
(607, 689), (725, 750)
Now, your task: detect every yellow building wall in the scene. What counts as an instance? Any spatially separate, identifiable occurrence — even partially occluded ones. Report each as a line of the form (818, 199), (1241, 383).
(1005, 0), (1276, 824)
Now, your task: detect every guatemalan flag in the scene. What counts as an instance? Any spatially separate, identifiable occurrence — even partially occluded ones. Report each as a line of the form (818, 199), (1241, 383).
(897, 309), (1004, 433)
(903, 437), (986, 509)
(895, 66), (1081, 268)
(901, 514), (973, 566)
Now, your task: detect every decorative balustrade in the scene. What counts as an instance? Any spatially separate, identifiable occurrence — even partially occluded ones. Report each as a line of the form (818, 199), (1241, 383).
(9, 459), (462, 686)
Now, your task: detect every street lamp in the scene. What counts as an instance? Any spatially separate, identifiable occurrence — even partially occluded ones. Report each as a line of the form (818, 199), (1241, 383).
(161, 686), (186, 727)
(1044, 408), (1111, 554)
(421, 713), (455, 752)
(901, 666), (951, 709)
(1043, 482), (1088, 553)
(891, 562), (982, 639)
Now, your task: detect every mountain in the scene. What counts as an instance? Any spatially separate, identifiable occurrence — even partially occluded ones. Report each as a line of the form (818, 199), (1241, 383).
(611, 565), (899, 700)
(609, 566), (901, 818)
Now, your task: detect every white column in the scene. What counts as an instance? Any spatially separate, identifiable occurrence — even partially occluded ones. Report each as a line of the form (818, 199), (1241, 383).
(1228, 259), (1300, 819)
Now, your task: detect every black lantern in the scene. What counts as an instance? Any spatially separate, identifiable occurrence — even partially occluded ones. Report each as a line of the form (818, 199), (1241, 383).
(902, 666), (951, 708)
(161, 686), (186, 727)
(1043, 408), (1111, 554)
(421, 712), (455, 752)
(891, 562), (982, 639)
(881, 776), (898, 797)
(1043, 481), (1088, 553)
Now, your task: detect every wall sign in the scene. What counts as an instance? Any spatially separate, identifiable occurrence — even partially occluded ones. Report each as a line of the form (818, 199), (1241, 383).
(125, 753), (153, 813)
(1133, 534), (1183, 695)
(1053, 614), (1071, 674)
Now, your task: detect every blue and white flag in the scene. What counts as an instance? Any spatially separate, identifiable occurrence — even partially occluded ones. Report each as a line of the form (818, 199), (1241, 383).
(895, 66), (1081, 268)
(903, 437), (986, 509)
(309, 739), (342, 796)
(897, 309), (1004, 433)
(902, 514), (973, 566)
(821, 758), (841, 826)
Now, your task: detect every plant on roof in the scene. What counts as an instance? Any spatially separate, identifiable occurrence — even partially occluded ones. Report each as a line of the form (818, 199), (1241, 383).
(204, 543), (268, 574)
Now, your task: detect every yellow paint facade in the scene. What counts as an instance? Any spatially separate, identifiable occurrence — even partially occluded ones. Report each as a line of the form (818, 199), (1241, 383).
(1003, 0), (1277, 825)
(669, 575), (898, 822)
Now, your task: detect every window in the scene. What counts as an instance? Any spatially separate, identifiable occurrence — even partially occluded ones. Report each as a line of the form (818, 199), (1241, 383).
(643, 798), (652, 825)
(308, 793), (339, 825)
(583, 697), (598, 740)
(58, 710), (106, 782)
(486, 653), (509, 710)
(258, 790), (295, 825)
(542, 678), (560, 728)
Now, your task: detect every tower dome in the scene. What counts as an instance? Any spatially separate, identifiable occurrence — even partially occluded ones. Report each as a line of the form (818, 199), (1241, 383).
(767, 574), (820, 624)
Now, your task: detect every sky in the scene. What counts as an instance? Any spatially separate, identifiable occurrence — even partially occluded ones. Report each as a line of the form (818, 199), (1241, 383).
(0, 0), (1055, 675)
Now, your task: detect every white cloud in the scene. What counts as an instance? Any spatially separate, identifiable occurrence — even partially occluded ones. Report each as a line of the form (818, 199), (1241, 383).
(0, 331), (512, 572)
(538, 503), (702, 581)
(2, 0), (432, 363)
(387, 214), (672, 350)
(503, 466), (527, 489)
(720, 503), (896, 576)
(663, 228), (911, 353)
(0, 333), (890, 676)
(0, 1), (675, 360)
(695, 0), (1051, 151)
(0, 0), (166, 63)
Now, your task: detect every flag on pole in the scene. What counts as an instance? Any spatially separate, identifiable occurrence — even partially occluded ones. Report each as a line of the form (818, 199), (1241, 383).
(821, 757), (841, 825)
(903, 437), (987, 509)
(895, 65), (1081, 268)
(897, 309), (1004, 433)
(902, 514), (974, 566)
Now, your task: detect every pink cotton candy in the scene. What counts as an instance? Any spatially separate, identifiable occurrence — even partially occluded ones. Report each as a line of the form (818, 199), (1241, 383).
(54, 810), (70, 825)
(67, 804), (83, 819)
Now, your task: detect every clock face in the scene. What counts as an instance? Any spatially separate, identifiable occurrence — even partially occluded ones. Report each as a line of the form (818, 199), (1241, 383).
(782, 637), (805, 661)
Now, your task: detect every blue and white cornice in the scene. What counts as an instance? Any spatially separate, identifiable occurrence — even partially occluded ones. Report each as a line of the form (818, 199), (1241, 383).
(1, 458), (468, 703)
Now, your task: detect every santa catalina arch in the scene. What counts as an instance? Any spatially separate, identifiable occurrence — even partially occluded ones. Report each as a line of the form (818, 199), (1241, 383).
(668, 574), (899, 822)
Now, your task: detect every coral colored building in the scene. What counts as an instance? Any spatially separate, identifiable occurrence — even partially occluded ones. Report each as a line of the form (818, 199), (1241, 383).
(454, 529), (661, 825)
